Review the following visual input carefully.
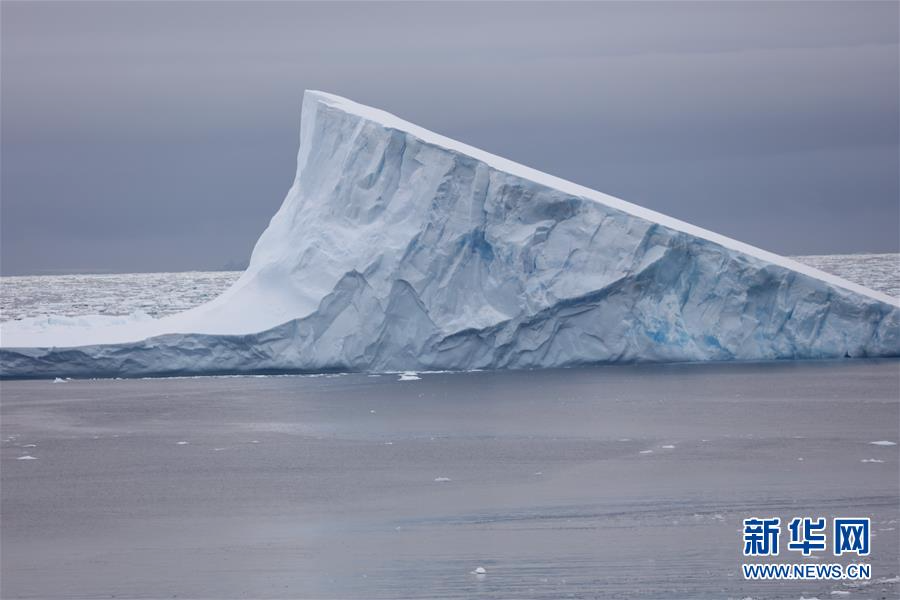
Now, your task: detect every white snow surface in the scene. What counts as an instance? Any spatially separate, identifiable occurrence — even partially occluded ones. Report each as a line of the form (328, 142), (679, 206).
(1, 91), (898, 377)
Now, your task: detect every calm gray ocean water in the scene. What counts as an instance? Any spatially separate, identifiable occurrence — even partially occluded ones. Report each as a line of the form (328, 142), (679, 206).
(1, 363), (898, 599)
(1, 254), (897, 321)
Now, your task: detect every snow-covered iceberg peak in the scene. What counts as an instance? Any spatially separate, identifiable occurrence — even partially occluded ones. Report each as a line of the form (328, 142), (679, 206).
(1, 90), (898, 378)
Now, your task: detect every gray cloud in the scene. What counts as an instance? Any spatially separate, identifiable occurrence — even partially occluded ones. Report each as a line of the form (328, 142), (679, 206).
(2, 1), (897, 274)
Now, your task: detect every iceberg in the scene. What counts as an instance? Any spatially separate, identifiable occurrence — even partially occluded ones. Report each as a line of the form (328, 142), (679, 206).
(1, 91), (898, 378)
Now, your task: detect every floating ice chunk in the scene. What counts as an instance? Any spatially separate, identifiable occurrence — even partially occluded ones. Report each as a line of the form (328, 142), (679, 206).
(370, 409), (376, 414)
(17, 455), (37, 460)
(861, 458), (885, 463)
(176, 441), (189, 445)
(22, 444), (37, 448)
(829, 591), (850, 596)
(250, 440), (260, 444)
(870, 440), (897, 446)
(3, 91), (898, 378)
(661, 444), (676, 449)
(472, 566), (487, 575)
(433, 477), (451, 482)
(639, 450), (653, 454)
(53, 377), (66, 383)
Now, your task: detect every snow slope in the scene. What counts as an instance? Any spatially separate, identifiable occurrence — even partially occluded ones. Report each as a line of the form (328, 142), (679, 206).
(1, 91), (898, 377)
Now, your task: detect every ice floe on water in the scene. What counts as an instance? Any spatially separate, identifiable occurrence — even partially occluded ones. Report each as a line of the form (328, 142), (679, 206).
(433, 477), (451, 482)
(17, 455), (37, 460)
(398, 372), (421, 381)
(861, 458), (885, 463)
(2, 91), (897, 379)
(870, 440), (897, 446)
(661, 444), (676, 449)
(176, 441), (189, 445)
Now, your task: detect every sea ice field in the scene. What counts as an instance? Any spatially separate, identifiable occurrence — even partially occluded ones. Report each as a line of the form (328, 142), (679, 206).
(1, 361), (898, 599)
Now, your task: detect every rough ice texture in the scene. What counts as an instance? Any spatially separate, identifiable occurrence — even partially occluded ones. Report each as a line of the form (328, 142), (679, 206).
(2, 91), (898, 378)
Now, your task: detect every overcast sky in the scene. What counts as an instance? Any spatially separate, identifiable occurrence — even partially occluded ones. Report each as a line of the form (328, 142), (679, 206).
(1, 1), (898, 275)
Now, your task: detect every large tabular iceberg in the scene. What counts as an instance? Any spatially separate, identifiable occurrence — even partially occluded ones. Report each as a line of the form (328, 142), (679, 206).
(2, 91), (898, 378)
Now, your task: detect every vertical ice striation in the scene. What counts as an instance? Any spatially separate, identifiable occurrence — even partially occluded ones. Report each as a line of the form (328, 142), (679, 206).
(1, 91), (897, 377)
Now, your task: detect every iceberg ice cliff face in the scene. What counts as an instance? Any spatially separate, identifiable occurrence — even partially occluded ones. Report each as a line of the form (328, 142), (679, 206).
(2, 91), (898, 378)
